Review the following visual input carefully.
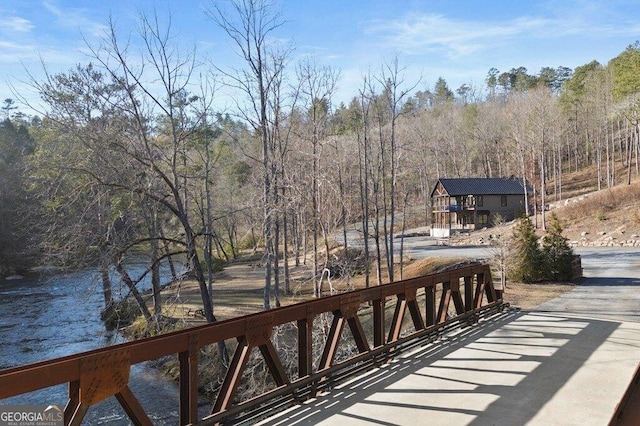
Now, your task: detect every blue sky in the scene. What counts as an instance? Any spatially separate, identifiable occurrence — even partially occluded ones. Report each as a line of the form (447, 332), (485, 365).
(1, 0), (639, 111)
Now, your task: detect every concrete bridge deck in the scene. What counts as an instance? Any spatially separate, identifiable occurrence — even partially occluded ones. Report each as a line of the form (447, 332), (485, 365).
(260, 248), (640, 426)
(259, 309), (640, 425)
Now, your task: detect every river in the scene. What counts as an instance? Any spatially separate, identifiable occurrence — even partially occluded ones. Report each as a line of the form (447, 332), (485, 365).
(0, 263), (198, 424)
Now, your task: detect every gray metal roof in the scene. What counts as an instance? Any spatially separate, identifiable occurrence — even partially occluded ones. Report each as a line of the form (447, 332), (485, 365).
(434, 178), (528, 196)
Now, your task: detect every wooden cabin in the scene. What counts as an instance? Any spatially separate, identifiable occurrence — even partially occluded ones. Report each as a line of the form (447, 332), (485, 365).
(431, 177), (530, 238)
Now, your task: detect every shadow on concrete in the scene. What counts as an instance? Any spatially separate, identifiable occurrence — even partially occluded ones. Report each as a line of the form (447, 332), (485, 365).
(259, 309), (640, 426)
(534, 275), (640, 323)
(573, 276), (640, 287)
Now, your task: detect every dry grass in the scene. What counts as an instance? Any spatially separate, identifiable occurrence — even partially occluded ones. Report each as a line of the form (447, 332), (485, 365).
(548, 162), (636, 200)
(158, 257), (475, 323)
(401, 257), (468, 278)
(152, 254), (575, 328)
(551, 179), (640, 243)
(502, 281), (575, 311)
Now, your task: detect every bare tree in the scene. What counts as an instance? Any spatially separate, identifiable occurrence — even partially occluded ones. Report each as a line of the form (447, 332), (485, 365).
(87, 13), (221, 323)
(26, 65), (160, 325)
(26, 10), (234, 339)
(374, 58), (418, 282)
(584, 67), (616, 189)
(525, 85), (559, 230)
(354, 78), (374, 287)
(505, 93), (532, 218)
(296, 59), (339, 296)
(208, 0), (290, 309)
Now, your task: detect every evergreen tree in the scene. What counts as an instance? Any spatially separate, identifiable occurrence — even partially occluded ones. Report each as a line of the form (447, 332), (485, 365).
(542, 213), (574, 281)
(609, 41), (640, 101)
(510, 216), (543, 283)
(433, 77), (454, 105)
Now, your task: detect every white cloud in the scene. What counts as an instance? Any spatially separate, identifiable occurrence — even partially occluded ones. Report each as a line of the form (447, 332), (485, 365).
(42, 1), (108, 39)
(1, 16), (34, 33)
(365, 14), (556, 59)
(0, 40), (41, 66)
(0, 40), (34, 53)
(365, 11), (640, 60)
(42, 1), (63, 17)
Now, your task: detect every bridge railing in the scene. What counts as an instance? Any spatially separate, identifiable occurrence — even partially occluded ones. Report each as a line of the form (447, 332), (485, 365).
(0, 263), (503, 425)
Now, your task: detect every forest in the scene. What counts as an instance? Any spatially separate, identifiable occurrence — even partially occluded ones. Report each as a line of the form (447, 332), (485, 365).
(0, 1), (639, 330)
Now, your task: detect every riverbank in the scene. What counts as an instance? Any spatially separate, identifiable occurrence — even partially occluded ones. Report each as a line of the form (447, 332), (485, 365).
(145, 255), (575, 328)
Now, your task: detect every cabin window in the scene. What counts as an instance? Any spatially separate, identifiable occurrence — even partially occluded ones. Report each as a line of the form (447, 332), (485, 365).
(501, 195), (507, 206)
(476, 196), (483, 207)
(477, 211), (489, 225)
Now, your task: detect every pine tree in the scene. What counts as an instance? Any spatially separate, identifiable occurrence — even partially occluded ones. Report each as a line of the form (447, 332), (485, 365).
(542, 213), (574, 281)
(511, 216), (543, 283)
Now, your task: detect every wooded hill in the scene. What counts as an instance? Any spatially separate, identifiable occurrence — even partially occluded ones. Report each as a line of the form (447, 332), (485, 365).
(1, 3), (639, 330)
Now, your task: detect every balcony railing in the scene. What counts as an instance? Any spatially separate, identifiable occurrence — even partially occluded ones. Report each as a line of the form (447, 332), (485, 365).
(435, 204), (476, 212)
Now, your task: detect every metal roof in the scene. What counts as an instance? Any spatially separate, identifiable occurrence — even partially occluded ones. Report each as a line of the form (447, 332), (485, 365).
(433, 178), (528, 196)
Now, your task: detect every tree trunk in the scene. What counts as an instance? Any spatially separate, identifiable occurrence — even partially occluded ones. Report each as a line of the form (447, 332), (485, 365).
(150, 240), (162, 326)
(99, 261), (115, 319)
(115, 258), (152, 322)
(282, 186), (291, 294)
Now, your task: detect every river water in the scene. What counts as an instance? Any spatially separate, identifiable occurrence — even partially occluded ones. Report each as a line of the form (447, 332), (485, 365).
(0, 264), (197, 424)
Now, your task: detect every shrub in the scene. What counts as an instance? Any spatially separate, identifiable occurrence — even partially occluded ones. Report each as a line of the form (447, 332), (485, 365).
(201, 256), (225, 274)
(237, 232), (260, 251)
(510, 216), (544, 283)
(541, 213), (574, 282)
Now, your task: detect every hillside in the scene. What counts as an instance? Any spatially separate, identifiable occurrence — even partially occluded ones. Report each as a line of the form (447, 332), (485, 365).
(552, 181), (640, 246)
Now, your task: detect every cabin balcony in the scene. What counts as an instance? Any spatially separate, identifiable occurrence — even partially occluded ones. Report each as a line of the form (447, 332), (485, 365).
(433, 204), (475, 213)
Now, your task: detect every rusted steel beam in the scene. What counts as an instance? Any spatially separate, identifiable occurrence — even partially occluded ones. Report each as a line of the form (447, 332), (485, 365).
(342, 293), (368, 357)
(127, 332), (192, 364)
(425, 285), (436, 327)
(297, 317), (313, 377)
(483, 269), (498, 303)
(319, 312), (346, 370)
(403, 287), (425, 332)
(67, 401), (89, 426)
(387, 295), (408, 343)
(65, 381), (80, 426)
(407, 299), (426, 331)
(212, 336), (252, 414)
(347, 315), (370, 353)
(80, 350), (131, 406)
(258, 340), (289, 387)
(115, 385), (153, 426)
(464, 276), (473, 312)
(451, 278), (465, 315)
(438, 282), (452, 323)
(0, 356), (81, 398)
(64, 349), (144, 425)
(373, 298), (386, 348)
(474, 272), (486, 309)
(178, 334), (199, 425)
(212, 325), (289, 418)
